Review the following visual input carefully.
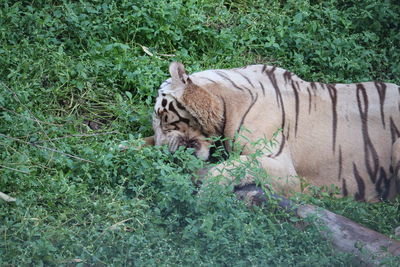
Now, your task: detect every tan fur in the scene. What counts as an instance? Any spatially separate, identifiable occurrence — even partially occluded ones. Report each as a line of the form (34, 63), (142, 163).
(150, 62), (400, 202)
(144, 136), (155, 146)
(181, 81), (224, 135)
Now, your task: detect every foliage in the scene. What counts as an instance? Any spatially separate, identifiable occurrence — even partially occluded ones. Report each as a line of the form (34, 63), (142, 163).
(1, 0), (399, 265)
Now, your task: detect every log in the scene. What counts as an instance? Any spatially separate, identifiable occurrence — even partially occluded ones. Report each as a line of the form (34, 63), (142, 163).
(234, 184), (400, 266)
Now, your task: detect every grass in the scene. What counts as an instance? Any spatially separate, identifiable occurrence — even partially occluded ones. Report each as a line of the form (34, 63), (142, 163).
(1, 0), (399, 265)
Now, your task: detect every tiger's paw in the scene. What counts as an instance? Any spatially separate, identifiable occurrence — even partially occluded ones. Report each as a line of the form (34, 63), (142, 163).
(117, 136), (155, 152)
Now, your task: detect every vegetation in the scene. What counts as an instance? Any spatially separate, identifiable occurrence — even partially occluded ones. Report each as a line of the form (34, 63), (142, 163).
(1, 0), (399, 265)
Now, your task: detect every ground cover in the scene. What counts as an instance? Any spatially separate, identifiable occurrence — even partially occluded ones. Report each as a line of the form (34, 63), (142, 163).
(1, 0), (399, 265)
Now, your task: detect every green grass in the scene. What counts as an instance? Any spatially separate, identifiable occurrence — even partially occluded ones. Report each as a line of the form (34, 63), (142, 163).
(1, 0), (400, 265)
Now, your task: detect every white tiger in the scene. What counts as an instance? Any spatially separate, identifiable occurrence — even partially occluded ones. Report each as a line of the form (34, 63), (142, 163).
(145, 62), (400, 202)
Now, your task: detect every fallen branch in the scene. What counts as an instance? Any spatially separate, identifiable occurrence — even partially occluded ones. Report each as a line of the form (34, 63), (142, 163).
(108, 218), (135, 231)
(0, 133), (94, 163)
(34, 131), (118, 143)
(0, 191), (16, 202)
(0, 164), (29, 174)
(234, 184), (400, 266)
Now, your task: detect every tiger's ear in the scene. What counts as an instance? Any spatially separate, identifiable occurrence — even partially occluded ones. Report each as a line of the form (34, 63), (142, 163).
(169, 62), (189, 98)
(169, 62), (188, 84)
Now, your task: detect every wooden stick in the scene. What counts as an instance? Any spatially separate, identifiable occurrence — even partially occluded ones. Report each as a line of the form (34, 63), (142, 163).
(0, 191), (16, 202)
(234, 184), (400, 265)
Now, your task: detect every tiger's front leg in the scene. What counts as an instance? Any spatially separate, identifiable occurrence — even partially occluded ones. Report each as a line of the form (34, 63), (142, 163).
(202, 153), (302, 197)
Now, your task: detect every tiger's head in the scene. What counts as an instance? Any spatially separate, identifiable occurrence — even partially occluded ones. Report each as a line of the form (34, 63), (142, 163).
(152, 92), (213, 160)
(150, 62), (223, 160)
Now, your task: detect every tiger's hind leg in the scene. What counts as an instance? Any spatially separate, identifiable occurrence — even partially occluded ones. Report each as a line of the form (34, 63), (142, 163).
(258, 154), (302, 196)
(390, 139), (400, 239)
(388, 138), (400, 200)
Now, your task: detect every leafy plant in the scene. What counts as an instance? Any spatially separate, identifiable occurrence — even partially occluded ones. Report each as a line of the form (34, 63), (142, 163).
(1, 0), (399, 265)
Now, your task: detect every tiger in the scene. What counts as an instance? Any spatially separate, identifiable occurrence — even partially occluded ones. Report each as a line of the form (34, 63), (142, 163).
(144, 62), (400, 203)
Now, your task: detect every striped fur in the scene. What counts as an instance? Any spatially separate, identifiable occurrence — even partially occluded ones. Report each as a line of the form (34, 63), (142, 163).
(150, 62), (400, 202)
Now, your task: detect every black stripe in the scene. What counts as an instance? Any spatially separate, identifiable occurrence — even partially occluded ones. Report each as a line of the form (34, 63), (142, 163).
(220, 97), (227, 136)
(173, 100), (195, 126)
(310, 82), (318, 111)
(259, 81), (265, 97)
(375, 167), (390, 200)
(327, 84), (338, 152)
(234, 70), (255, 88)
(237, 93), (258, 133)
(353, 163), (365, 201)
(310, 82), (317, 90)
(170, 100), (198, 127)
(283, 71), (292, 84)
(390, 117), (400, 144)
(394, 161), (400, 180)
(262, 65), (267, 73)
(274, 134), (286, 157)
(306, 87), (312, 114)
(215, 71), (244, 91)
(232, 86), (257, 150)
(375, 82), (387, 128)
(266, 67), (283, 111)
(356, 84), (379, 183)
(342, 178), (348, 197)
(219, 96), (230, 153)
(383, 167), (392, 200)
(265, 68), (286, 157)
(272, 80), (281, 108)
(200, 77), (218, 84)
(392, 161), (400, 196)
(168, 101), (178, 113)
(246, 86), (255, 100)
(338, 146), (342, 181)
(291, 81), (300, 136)
(175, 100), (185, 110)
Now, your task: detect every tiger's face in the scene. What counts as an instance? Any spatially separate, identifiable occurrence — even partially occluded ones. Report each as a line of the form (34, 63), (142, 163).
(153, 80), (212, 160)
